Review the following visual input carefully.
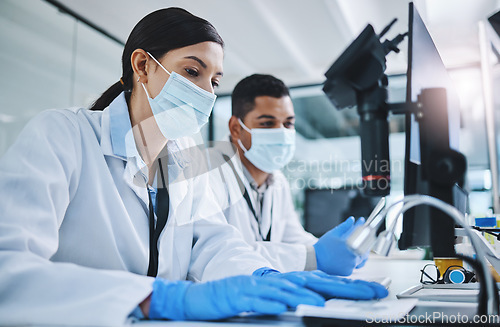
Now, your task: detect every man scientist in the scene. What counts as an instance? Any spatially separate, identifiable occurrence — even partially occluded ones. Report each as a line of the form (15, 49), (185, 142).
(211, 74), (368, 274)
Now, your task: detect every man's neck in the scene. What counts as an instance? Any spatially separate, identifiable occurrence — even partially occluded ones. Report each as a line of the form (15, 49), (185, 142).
(234, 141), (269, 187)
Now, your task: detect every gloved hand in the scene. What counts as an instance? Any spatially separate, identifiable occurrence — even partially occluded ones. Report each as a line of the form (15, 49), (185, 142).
(254, 268), (388, 301)
(148, 275), (325, 321)
(313, 216), (368, 276)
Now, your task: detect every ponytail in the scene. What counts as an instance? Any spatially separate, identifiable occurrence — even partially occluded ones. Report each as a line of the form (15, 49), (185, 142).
(89, 81), (124, 111)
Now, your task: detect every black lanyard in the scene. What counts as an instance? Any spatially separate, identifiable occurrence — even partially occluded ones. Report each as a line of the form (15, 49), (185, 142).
(146, 158), (170, 277)
(223, 155), (271, 242)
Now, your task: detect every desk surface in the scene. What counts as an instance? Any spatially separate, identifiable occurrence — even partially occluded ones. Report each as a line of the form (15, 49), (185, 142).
(134, 257), (460, 326)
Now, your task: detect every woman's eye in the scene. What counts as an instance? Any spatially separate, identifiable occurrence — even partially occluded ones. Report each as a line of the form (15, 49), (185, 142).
(185, 68), (199, 77)
(285, 122), (295, 128)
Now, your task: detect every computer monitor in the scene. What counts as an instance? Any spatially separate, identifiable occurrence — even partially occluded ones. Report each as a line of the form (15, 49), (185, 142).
(304, 186), (381, 237)
(398, 2), (466, 257)
(480, 10), (500, 214)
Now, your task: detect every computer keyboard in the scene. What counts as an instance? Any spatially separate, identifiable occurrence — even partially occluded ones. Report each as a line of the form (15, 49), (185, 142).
(369, 276), (392, 289)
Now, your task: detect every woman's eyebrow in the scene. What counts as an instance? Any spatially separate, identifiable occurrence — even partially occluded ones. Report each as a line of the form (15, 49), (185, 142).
(184, 56), (207, 68)
(184, 56), (223, 76)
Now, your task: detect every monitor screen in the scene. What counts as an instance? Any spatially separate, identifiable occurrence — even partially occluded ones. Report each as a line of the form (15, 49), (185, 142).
(406, 3), (460, 165)
(304, 186), (381, 237)
(481, 10), (500, 213)
(399, 2), (463, 257)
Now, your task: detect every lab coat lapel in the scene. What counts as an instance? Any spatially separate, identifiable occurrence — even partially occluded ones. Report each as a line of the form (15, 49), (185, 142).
(220, 137), (258, 211)
(224, 153), (255, 211)
(123, 159), (149, 208)
(167, 175), (189, 223)
(219, 135), (268, 239)
(99, 107), (117, 158)
(99, 93), (151, 208)
(160, 140), (190, 223)
(235, 168), (269, 241)
(163, 144), (190, 280)
(260, 187), (273, 240)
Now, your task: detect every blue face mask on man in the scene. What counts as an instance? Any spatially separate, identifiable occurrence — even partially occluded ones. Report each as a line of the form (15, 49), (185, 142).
(141, 52), (216, 140)
(237, 118), (295, 173)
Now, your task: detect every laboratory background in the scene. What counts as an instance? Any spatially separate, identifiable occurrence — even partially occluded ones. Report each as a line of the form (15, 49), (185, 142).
(1, 0), (499, 251)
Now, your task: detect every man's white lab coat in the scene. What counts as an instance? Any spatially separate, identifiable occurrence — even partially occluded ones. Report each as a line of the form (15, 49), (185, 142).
(0, 94), (272, 326)
(209, 139), (318, 273)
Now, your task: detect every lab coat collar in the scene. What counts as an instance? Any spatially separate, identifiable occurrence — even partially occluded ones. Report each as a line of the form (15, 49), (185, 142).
(100, 93), (145, 167)
(219, 134), (246, 179)
(101, 92), (192, 176)
(100, 93), (148, 209)
(224, 135), (273, 240)
(109, 93), (135, 159)
(99, 108), (115, 158)
(100, 93), (191, 219)
(217, 135), (259, 207)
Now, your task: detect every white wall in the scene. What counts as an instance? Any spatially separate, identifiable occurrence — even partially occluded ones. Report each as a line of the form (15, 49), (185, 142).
(0, 0), (122, 157)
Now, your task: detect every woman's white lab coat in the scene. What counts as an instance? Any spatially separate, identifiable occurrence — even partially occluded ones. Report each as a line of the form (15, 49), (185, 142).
(209, 139), (318, 273)
(0, 94), (272, 326)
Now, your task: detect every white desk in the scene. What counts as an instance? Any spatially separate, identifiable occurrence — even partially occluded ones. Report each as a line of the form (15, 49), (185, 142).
(351, 255), (430, 299)
(134, 257), (480, 326)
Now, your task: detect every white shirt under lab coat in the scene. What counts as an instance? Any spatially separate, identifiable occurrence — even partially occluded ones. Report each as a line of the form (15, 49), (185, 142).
(0, 93), (273, 326)
(209, 139), (318, 273)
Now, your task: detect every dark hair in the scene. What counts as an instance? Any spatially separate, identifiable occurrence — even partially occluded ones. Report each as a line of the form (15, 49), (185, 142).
(231, 74), (290, 120)
(90, 7), (224, 110)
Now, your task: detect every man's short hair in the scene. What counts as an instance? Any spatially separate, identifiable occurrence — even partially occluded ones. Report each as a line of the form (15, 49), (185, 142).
(231, 74), (290, 120)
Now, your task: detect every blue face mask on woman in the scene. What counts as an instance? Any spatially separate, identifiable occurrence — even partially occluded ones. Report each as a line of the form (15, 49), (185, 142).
(237, 118), (295, 173)
(141, 52), (216, 140)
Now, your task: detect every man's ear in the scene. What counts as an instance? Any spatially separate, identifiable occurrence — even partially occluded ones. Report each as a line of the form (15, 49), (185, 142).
(228, 116), (241, 141)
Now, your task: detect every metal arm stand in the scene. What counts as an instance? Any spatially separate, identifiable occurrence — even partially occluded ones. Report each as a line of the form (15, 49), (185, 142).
(357, 80), (466, 256)
(364, 85), (497, 315)
(356, 77), (391, 195)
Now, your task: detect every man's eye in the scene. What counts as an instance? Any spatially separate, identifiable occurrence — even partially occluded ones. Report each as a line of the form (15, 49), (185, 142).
(260, 121), (274, 127)
(285, 122), (295, 128)
(185, 68), (199, 77)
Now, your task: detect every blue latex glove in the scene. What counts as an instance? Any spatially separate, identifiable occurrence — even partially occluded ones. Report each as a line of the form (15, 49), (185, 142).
(148, 275), (325, 321)
(254, 268), (388, 300)
(313, 216), (367, 276)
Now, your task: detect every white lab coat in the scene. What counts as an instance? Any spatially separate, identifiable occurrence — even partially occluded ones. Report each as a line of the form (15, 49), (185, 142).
(209, 138), (318, 273)
(0, 94), (272, 326)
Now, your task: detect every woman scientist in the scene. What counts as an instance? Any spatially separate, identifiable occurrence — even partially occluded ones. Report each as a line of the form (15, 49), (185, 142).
(0, 7), (387, 326)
